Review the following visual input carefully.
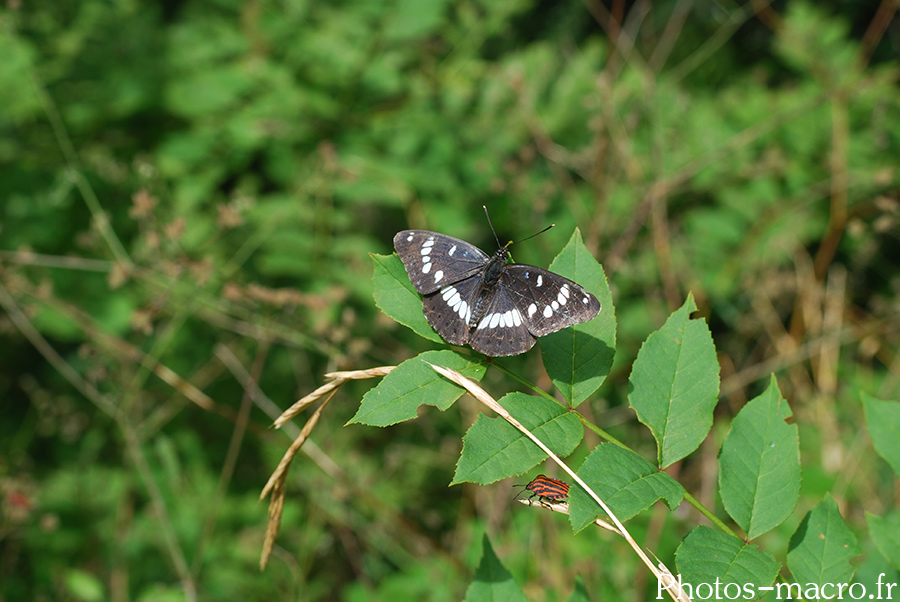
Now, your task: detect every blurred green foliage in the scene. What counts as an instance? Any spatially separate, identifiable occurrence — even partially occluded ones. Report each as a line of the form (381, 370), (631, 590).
(2, 0), (899, 600)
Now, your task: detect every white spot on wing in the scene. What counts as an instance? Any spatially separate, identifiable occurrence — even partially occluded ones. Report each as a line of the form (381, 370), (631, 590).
(512, 309), (522, 326)
(406, 234), (413, 242)
(543, 305), (553, 318)
(557, 291), (567, 305)
(527, 303), (537, 317)
(421, 246), (432, 255)
(551, 301), (559, 311)
(442, 286), (457, 300)
(489, 313), (501, 328)
(422, 262), (432, 274)
(434, 270), (444, 283)
(536, 274), (543, 287)
(561, 285), (570, 298)
(423, 238), (435, 247)
(449, 245), (457, 256)
(582, 297), (589, 304)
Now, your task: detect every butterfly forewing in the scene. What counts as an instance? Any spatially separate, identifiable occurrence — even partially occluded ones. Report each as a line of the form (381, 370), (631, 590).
(393, 230), (489, 294)
(502, 265), (601, 336)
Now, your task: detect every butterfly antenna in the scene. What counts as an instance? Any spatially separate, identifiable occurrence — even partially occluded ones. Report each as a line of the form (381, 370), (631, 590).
(483, 205), (502, 249)
(483, 206), (555, 250)
(512, 223), (555, 246)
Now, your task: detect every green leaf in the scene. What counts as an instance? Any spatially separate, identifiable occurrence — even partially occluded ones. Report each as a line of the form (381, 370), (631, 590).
(775, 4), (858, 87)
(719, 375), (800, 540)
(862, 393), (900, 479)
(852, 557), (900, 602)
(348, 350), (485, 426)
(452, 393), (583, 485)
(384, 0), (450, 41)
(568, 444), (684, 533)
(787, 496), (861, 589)
(628, 293), (720, 468)
(165, 64), (254, 118)
(463, 535), (527, 602)
(371, 252), (443, 344)
(0, 33), (41, 125)
(867, 512), (900, 571)
(541, 228), (616, 406)
(676, 527), (780, 599)
(64, 568), (106, 602)
(31, 303), (86, 341)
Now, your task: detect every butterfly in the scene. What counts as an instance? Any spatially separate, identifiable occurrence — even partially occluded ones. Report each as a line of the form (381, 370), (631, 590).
(393, 229), (601, 356)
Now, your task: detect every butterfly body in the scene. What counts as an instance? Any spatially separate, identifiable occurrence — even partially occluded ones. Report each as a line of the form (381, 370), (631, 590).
(393, 230), (601, 357)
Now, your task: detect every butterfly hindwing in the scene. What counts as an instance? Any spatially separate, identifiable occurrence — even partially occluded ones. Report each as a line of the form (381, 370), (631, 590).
(393, 230), (489, 295)
(422, 273), (485, 346)
(502, 265), (601, 337)
(467, 285), (537, 356)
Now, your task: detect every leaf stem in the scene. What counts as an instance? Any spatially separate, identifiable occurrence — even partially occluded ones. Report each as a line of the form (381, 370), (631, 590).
(489, 359), (559, 404)
(576, 413), (629, 449)
(683, 491), (738, 537)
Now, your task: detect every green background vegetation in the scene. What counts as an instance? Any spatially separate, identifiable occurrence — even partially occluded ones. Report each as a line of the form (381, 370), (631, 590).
(2, 0), (899, 600)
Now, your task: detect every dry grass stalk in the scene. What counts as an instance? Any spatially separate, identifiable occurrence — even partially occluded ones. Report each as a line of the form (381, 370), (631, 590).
(260, 365), (395, 570)
(259, 477), (286, 571)
(273, 366), (395, 429)
(515, 498), (620, 533)
(259, 390), (334, 570)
